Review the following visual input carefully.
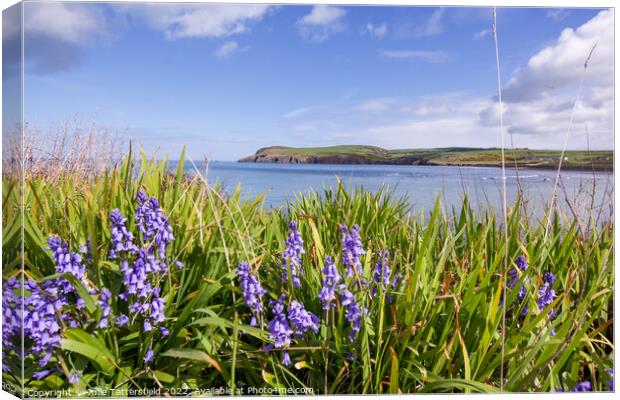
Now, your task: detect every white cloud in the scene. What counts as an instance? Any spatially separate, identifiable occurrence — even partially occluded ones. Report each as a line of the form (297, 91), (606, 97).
(366, 22), (387, 38)
(297, 5), (346, 42)
(502, 9), (613, 102)
(473, 29), (490, 40)
(214, 41), (240, 59)
(477, 9), (613, 146)
(24, 2), (107, 45)
(126, 4), (273, 39)
(477, 9), (613, 144)
(381, 50), (449, 63)
(299, 5), (345, 25)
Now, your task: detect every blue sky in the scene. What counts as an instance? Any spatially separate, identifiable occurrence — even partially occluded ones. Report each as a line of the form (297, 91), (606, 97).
(3, 3), (614, 160)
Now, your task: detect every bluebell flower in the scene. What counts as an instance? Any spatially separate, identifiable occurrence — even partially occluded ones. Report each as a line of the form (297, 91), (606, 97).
(537, 272), (557, 336)
(372, 251), (398, 301)
(280, 221), (305, 288)
(136, 190), (174, 259)
(340, 288), (362, 341)
(607, 369), (614, 391)
(287, 300), (320, 337)
(318, 256), (341, 311)
(23, 279), (66, 367)
(109, 209), (137, 259)
(267, 294), (293, 349)
(144, 320), (153, 331)
(572, 381), (591, 392)
(237, 262), (267, 326)
(508, 255), (529, 315)
(97, 288), (112, 328)
(282, 351), (292, 366)
(146, 288), (166, 327)
(2, 278), (22, 351)
(68, 371), (81, 385)
(144, 348), (154, 364)
(537, 272), (557, 317)
(120, 251), (151, 298)
(46, 236), (87, 293)
(33, 370), (51, 380)
(80, 238), (93, 264)
(341, 225), (366, 278)
(116, 314), (130, 327)
(373, 251), (392, 288)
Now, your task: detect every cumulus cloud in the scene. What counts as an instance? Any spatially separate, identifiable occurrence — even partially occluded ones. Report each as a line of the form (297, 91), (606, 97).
(381, 50), (449, 63)
(502, 9), (613, 102)
(8, 3), (110, 75)
(478, 9), (613, 146)
(24, 2), (107, 45)
(297, 5), (346, 42)
(366, 22), (387, 38)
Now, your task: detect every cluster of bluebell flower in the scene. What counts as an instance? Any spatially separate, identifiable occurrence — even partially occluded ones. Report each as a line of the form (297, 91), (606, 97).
(238, 222), (321, 366)
(1, 236), (95, 379)
(238, 221), (403, 365)
(1, 189), (178, 381)
(110, 189), (178, 359)
(507, 256), (558, 336)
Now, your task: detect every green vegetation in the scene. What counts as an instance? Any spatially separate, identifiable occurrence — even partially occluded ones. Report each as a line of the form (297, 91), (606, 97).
(239, 145), (614, 171)
(2, 148), (614, 396)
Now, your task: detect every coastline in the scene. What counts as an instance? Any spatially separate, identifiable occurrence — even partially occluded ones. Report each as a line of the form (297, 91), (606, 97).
(238, 145), (614, 172)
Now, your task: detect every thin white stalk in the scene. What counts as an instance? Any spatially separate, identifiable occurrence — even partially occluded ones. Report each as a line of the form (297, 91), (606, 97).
(543, 43), (598, 240)
(492, 8), (509, 391)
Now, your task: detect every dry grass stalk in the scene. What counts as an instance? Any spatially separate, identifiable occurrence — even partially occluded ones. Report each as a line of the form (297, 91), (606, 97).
(2, 121), (125, 182)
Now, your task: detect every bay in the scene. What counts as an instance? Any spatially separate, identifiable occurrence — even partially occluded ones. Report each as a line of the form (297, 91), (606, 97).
(177, 161), (613, 221)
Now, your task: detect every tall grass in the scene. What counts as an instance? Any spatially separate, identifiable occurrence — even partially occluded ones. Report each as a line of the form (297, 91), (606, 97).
(1, 148), (613, 395)
(2, 122), (124, 182)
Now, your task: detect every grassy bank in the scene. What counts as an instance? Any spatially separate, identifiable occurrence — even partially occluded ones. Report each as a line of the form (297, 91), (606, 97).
(239, 145), (614, 171)
(2, 149), (614, 395)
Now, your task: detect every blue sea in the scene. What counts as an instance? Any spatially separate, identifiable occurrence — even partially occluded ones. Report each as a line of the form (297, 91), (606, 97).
(179, 161), (613, 221)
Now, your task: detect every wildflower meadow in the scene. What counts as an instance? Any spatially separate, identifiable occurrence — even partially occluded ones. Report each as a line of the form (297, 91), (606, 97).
(1, 148), (614, 396)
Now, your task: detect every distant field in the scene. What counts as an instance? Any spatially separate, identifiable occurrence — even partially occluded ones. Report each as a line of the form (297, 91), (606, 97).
(239, 145), (614, 171)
